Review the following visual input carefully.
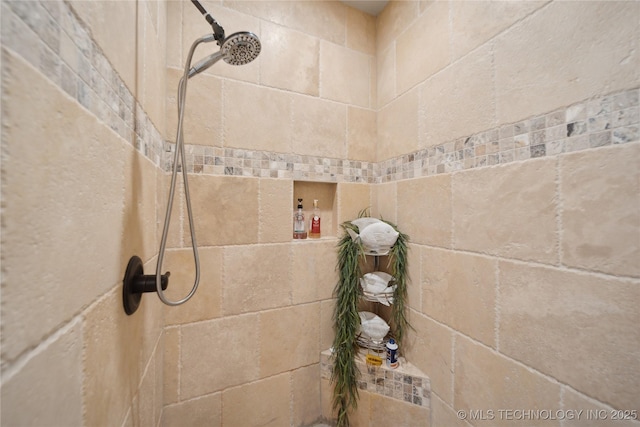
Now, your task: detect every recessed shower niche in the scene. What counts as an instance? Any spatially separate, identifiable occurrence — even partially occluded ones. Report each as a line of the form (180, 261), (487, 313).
(292, 181), (337, 239)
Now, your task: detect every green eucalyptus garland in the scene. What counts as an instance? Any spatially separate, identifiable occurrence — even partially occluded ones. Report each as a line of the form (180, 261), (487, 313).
(331, 212), (410, 427)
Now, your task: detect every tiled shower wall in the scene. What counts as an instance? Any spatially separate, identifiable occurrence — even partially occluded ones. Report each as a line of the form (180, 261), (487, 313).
(1, 0), (167, 425)
(371, 2), (640, 427)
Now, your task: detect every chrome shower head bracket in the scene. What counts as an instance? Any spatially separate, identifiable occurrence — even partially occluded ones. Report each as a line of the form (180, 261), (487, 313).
(123, 256), (170, 315)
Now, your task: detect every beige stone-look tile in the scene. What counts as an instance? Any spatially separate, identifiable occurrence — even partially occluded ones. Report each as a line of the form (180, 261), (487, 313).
(292, 94), (347, 158)
(376, 0), (420, 52)
(376, 43), (396, 109)
(222, 373), (291, 426)
(431, 394), (470, 427)
(224, 80), (292, 152)
(166, 67), (222, 146)
(224, 0), (291, 28)
(68, 0), (136, 90)
(165, 0), (183, 68)
(452, 158), (558, 264)
(371, 181), (397, 222)
(223, 244), (291, 315)
(162, 247), (222, 325)
(346, 6), (376, 55)
(260, 178), (293, 243)
(130, 352), (156, 427)
(495, 1), (640, 124)
(320, 299), (336, 351)
(338, 182), (372, 224)
(378, 89), (419, 161)
(293, 365), (322, 426)
(560, 144), (640, 277)
(292, 240), (339, 304)
(450, 1), (545, 61)
(422, 248), (497, 347)
(163, 327), (180, 405)
(499, 261), (640, 412)
(321, 378), (371, 427)
(406, 245), (421, 311)
(180, 314), (260, 398)
(260, 303), (320, 377)
(348, 107), (377, 162)
(419, 43), (495, 149)
(320, 41), (371, 107)
(561, 387), (640, 427)
(290, 0), (347, 45)
(397, 175), (452, 248)
(1, 320), (83, 427)
(405, 311), (453, 405)
(162, 393), (221, 427)
(158, 173), (183, 249)
(370, 393), (431, 427)
(1, 50), (126, 365)
(396, 1), (450, 94)
(260, 20), (319, 96)
(185, 175), (259, 246)
(181, 3), (260, 84)
(454, 335), (562, 427)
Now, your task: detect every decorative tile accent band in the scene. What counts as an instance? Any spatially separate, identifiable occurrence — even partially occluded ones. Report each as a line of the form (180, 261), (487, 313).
(6, 1), (638, 185)
(320, 350), (431, 408)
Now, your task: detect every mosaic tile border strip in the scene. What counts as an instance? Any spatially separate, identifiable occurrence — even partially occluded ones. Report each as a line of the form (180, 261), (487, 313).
(320, 351), (431, 408)
(5, 0), (638, 186)
(2, 0), (164, 167)
(377, 87), (639, 183)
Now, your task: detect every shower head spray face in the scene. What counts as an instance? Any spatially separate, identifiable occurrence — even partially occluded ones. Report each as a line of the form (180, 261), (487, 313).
(221, 32), (261, 65)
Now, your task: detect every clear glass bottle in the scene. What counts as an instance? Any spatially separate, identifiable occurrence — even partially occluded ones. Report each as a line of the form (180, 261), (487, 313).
(309, 199), (321, 238)
(293, 198), (307, 239)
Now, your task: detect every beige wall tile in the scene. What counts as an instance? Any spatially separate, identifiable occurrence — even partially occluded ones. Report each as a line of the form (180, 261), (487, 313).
(166, 67), (222, 146)
(431, 394), (469, 427)
(396, 1), (450, 95)
(371, 181), (397, 222)
(499, 261), (640, 412)
(162, 393), (221, 427)
(405, 311), (453, 406)
(376, 43), (396, 110)
(1, 50), (126, 364)
(130, 352), (157, 427)
(397, 175), (452, 247)
(293, 365), (322, 426)
(163, 247), (222, 325)
(338, 182), (372, 224)
(163, 327), (180, 405)
(376, 0), (420, 53)
(165, 0), (183, 69)
(321, 41), (371, 107)
(222, 373), (291, 426)
(289, 1), (347, 45)
(419, 43), (495, 149)
(560, 144), (640, 277)
(260, 20), (319, 96)
(223, 244), (291, 315)
(378, 89), (419, 161)
(180, 314), (260, 398)
(158, 173), (183, 249)
(346, 6), (376, 55)
(292, 94), (347, 158)
(452, 158), (558, 264)
(406, 245), (422, 311)
(320, 299), (336, 351)
(348, 106), (377, 162)
(292, 241), (339, 304)
(260, 178), (293, 243)
(1, 320), (83, 426)
(455, 335), (562, 427)
(224, 81), (292, 152)
(495, 1), (640, 124)
(186, 175), (259, 246)
(260, 303), (320, 377)
(224, 0), (291, 28)
(561, 387), (640, 427)
(370, 393), (430, 427)
(450, 1), (545, 61)
(422, 248), (497, 347)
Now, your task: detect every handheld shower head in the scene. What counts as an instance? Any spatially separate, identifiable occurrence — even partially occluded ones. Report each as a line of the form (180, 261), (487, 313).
(220, 32), (261, 66)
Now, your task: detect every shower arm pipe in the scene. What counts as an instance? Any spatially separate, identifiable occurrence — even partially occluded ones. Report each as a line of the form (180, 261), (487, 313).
(191, 0), (225, 44)
(155, 33), (215, 306)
